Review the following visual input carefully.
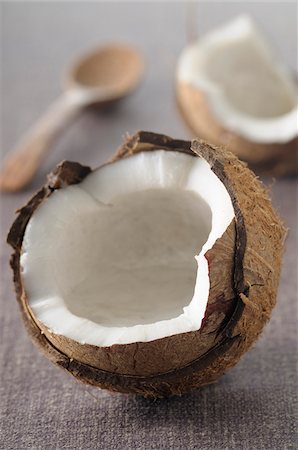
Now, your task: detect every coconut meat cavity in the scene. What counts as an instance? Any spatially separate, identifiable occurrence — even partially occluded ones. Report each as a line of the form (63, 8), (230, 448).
(20, 150), (234, 346)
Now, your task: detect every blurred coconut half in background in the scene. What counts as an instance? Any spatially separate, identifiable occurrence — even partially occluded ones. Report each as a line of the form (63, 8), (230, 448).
(177, 15), (298, 176)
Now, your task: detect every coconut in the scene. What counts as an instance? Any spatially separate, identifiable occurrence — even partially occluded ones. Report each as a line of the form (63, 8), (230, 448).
(177, 15), (298, 176)
(8, 131), (285, 398)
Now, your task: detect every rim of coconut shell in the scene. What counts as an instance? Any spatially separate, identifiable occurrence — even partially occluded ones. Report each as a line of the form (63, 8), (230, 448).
(176, 82), (298, 177)
(8, 131), (286, 397)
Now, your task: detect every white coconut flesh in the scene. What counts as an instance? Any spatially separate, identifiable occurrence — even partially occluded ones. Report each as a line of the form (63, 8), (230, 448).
(177, 15), (298, 143)
(20, 150), (234, 346)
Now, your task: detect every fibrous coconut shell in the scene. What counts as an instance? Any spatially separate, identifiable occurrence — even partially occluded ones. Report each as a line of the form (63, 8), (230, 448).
(177, 82), (298, 177)
(8, 131), (286, 397)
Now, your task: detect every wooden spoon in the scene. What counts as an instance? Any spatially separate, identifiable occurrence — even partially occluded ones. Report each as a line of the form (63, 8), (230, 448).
(0, 44), (144, 192)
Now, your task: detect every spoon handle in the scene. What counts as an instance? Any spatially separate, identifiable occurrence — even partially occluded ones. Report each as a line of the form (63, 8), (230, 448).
(0, 92), (84, 192)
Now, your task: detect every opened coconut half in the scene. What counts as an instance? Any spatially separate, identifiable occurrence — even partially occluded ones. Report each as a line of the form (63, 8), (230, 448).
(177, 15), (298, 176)
(8, 131), (285, 397)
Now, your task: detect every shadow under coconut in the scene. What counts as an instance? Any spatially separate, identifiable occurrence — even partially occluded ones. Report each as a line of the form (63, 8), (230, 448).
(80, 364), (295, 449)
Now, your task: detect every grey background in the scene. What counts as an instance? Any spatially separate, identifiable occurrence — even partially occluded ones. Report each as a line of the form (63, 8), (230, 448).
(0, 2), (297, 449)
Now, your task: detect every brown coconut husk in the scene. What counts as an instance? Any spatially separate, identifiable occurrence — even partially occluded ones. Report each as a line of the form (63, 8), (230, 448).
(177, 81), (298, 177)
(8, 131), (286, 397)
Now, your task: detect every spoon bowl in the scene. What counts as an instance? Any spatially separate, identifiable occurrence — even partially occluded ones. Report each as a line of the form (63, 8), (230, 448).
(68, 44), (144, 103)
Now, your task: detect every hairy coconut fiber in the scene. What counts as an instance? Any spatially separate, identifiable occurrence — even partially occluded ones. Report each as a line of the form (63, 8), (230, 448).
(8, 131), (286, 397)
(177, 82), (298, 177)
